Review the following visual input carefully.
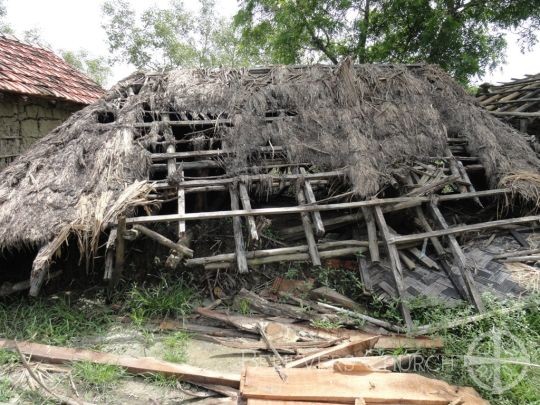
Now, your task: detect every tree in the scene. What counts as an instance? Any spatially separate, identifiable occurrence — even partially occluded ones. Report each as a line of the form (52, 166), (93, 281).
(234, 0), (540, 82)
(61, 50), (111, 87)
(0, 0), (13, 34)
(102, 0), (261, 70)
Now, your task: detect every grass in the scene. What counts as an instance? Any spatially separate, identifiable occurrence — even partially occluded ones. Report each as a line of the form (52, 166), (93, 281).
(0, 297), (112, 346)
(0, 378), (12, 402)
(124, 277), (197, 326)
(72, 362), (126, 393)
(162, 331), (190, 363)
(310, 318), (344, 329)
(407, 294), (540, 405)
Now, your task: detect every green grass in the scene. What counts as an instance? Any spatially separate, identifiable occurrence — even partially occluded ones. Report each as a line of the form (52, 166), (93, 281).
(162, 332), (190, 363)
(408, 294), (540, 405)
(143, 373), (179, 388)
(0, 297), (112, 346)
(72, 362), (126, 393)
(124, 277), (197, 326)
(0, 378), (13, 402)
(0, 348), (18, 366)
(310, 318), (344, 329)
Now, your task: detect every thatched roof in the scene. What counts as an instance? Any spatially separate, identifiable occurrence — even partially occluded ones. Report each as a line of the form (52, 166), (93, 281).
(1, 61), (539, 257)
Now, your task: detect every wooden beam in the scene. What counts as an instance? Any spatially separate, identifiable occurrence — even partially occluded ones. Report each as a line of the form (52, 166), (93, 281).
(373, 206), (413, 330)
(238, 182), (259, 242)
(296, 183), (321, 266)
(125, 189), (511, 225)
(300, 167), (325, 237)
(361, 207), (380, 263)
(103, 229), (117, 281)
(151, 146), (284, 161)
(229, 186), (249, 273)
(427, 203), (485, 312)
(112, 215), (126, 286)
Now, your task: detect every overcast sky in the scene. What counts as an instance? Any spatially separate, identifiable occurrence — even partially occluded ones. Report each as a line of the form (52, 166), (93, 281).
(3, 0), (539, 88)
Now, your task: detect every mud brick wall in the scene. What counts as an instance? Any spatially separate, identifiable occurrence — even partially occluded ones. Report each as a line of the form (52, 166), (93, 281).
(0, 92), (81, 169)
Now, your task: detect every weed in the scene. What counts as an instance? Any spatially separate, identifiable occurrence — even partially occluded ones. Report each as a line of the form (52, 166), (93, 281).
(144, 373), (179, 388)
(162, 332), (190, 363)
(0, 297), (112, 346)
(124, 277), (197, 324)
(310, 318), (343, 329)
(0, 349), (18, 366)
(312, 267), (364, 301)
(0, 379), (12, 402)
(237, 298), (251, 316)
(72, 362), (125, 393)
(284, 266), (300, 279)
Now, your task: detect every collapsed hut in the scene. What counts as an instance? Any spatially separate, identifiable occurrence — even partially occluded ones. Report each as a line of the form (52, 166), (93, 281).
(1, 61), (540, 330)
(477, 72), (540, 138)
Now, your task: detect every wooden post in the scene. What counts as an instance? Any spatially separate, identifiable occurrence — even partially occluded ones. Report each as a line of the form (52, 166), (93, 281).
(296, 183), (321, 266)
(229, 186), (249, 273)
(373, 206), (413, 330)
(361, 207), (380, 263)
(162, 113), (185, 238)
(238, 181), (259, 242)
(299, 167), (325, 237)
(103, 229), (117, 281)
(427, 202), (485, 312)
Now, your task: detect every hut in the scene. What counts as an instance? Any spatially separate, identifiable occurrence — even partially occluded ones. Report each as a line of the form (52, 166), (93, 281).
(1, 61), (539, 330)
(476, 73), (540, 138)
(0, 34), (104, 168)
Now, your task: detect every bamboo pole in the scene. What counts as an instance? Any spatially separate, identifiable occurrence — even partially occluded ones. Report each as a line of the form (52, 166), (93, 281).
(299, 167), (325, 237)
(361, 207), (380, 263)
(373, 206), (413, 331)
(238, 182), (259, 242)
(229, 186), (249, 273)
(132, 225), (193, 258)
(296, 183), (321, 266)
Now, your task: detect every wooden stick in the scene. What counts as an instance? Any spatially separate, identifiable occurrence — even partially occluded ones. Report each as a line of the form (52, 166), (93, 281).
(296, 183), (321, 266)
(317, 302), (404, 333)
(300, 167), (325, 237)
(151, 146), (284, 161)
(427, 203), (485, 312)
(373, 206), (413, 331)
(408, 247), (440, 270)
(229, 186), (249, 273)
(258, 323), (286, 367)
(399, 251), (416, 270)
(132, 225), (193, 258)
(493, 247), (540, 259)
(0, 271), (62, 297)
(238, 182), (259, 242)
(406, 174), (461, 196)
(125, 189), (511, 225)
(499, 255), (540, 262)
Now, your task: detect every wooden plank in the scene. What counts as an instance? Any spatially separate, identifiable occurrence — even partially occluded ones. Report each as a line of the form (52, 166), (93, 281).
(373, 206), (413, 330)
(300, 167), (325, 237)
(284, 337), (379, 368)
(126, 189), (511, 225)
(0, 339), (240, 388)
(229, 186), (249, 273)
(427, 203), (485, 312)
(361, 207), (379, 263)
(238, 182), (259, 242)
(103, 229), (117, 281)
(241, 367), (488, 404)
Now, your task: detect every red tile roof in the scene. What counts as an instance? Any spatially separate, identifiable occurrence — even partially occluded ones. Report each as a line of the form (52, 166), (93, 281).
(0, 35), (105, 105)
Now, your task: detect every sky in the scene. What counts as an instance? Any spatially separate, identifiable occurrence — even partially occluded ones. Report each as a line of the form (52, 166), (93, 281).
(3, 0), (539, 88)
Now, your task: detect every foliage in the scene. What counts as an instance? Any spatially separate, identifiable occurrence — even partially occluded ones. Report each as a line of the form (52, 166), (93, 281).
(0, 379), (12, 402)
(0, 297), (112, 346)
(102, 0), (263, 70)
(310, 318), (343, 329)
(162, 331), (190, 363)
(235, 0), (540, 82)
(62, 50), (111, 86)
(0, 0), (11, 34)
(409, 294), (540, 404)
(124, 276), (197, 325)
(72, 362), (126, 392)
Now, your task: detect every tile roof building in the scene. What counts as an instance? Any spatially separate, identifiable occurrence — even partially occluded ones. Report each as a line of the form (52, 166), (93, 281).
(0, 34), (105, 168)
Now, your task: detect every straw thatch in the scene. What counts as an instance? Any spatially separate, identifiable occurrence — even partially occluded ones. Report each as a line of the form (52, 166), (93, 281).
(1, 61), (539, 271)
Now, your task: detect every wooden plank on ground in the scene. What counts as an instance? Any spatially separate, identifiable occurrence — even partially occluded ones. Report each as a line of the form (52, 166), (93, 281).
(240, 367), (488, 404)
(0, 339), (240, 388)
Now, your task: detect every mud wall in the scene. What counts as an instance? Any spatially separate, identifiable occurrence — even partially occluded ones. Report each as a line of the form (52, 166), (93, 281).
(0, 92), (82, 168)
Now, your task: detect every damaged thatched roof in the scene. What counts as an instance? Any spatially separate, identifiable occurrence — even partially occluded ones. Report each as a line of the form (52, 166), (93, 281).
(1, 61), (539, 257)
